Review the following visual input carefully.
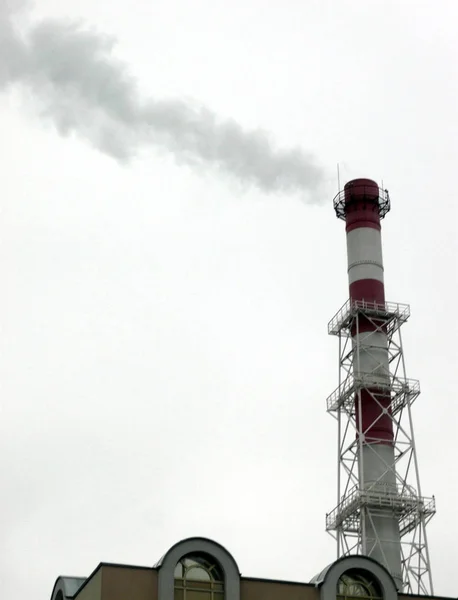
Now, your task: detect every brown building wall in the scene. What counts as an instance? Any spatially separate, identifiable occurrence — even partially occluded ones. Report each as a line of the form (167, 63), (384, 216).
(73, 565), (444, 600)
(101, 566), (158, 600)
(75, 570), (102, 600)
(241, 578), (319, 600)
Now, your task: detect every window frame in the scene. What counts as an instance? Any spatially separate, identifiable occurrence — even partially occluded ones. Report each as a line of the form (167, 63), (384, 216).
(337, 569), (383, 600)
(174, 553), (225, 600)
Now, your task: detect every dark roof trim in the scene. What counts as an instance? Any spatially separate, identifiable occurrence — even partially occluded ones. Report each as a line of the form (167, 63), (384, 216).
(97, 561), (152, 571)
(242, 575), (314, 588)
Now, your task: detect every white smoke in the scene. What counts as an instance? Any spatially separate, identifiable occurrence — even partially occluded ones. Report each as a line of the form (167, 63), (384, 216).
(1, 1), (325, 197)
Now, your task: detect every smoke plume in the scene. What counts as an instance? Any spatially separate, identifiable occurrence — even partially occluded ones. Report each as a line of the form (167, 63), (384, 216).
(1, 1), (324, 197)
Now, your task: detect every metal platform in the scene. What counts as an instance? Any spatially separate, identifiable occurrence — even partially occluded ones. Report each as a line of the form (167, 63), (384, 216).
(326, 485), (436, 538)
(326, 373), (420, 414)
(333, 186), (391, 220)
(328, 300), (411, 337)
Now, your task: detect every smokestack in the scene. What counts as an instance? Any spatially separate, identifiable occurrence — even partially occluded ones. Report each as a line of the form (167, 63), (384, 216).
(344, 179), (402, 585)
(325, 178), (436, 594)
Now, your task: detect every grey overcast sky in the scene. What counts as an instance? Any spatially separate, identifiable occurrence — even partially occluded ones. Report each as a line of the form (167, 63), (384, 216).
(0, 0), (457, 598)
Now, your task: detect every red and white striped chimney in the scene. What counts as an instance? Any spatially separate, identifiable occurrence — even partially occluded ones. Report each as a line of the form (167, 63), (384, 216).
(343, 178), (402, 587)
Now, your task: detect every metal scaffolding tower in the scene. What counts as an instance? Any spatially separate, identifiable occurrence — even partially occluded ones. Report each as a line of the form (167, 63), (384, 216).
(325, 298), (435, 595)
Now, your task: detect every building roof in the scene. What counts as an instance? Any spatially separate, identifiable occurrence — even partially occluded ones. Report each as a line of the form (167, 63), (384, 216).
(50, 576), (86, 599)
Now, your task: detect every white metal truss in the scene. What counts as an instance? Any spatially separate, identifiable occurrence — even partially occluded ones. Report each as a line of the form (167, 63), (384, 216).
(325, 299), (435, 595)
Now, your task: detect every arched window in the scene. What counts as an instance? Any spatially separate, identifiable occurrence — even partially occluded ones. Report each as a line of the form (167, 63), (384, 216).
(174, 554), (224, 600)
(337, 570), (382, 600)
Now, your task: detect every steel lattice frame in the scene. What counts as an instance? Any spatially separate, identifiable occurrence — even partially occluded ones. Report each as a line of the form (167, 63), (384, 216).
(325, 299), (435, 595)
